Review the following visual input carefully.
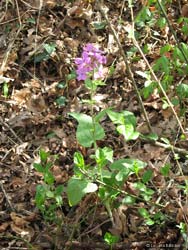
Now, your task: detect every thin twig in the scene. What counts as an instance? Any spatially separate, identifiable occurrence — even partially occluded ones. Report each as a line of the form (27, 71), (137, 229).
(0, 181), (15, 211)
(0, 0), (8, 23)
(79, 218), (111, 237)
(96, 0), (152, 133)
(141, 138), (188, 156)
(0, 117), (23, 144)
(15, 0), (22, 27)
(33, 0), (43, 79)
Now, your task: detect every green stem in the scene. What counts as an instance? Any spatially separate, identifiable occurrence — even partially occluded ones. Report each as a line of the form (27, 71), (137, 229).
(90, 85), (98, 151)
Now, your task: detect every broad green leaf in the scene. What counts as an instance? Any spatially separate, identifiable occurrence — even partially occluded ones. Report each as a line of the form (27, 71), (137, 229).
(55, 195), (63, 206)
(160, 163), (170, 177)
(181, 42), (188, 59)
(33, 163), (44, 173)
(67, 178), (98, 206)
(76, 123), (105, 147)
(104, 232), (119, 245)
(106, 110), (123, 124)
(140, 132), (158, 141)
(138, 207), (149, 218)
(182, 25), (188, 36)
(176, 83), (188, 98)
(57, 82), (66, 89)
(74, 152), (85, 169)
(160, 44), (171, 55)
(110, 159), (146, 182)
(98, 186), (119, 200)
(44, 171), (55, 185)
(95, 147), (113, 167)
(93, 21), (106, 30)
(34, 52), (50, 63)
(122, 196), (136, 205)
(142, 81), (156, 99)
(117, 124), (139, 141)
(46, 190), (54, 198)
(67, 71), (76, 81)
(39, 149), (50, 163)
(55, 185), (64, 195)
(94, 108), (110, 123)
(138, 208), (155, 225)
(135, 6), (152, 27)
(142, 188), (155, 201)
(110, 159), (146, 172)
(133, 182), (147, 192)
(107, 110), (137, 126)
(55, 96), (67, 106)
(142, 169), (153, 183)
(153, 56), (170, 74)
(107, 110), (139, 141)
(145, 218), (155, 225)
(157, 17), (166, 29)
(27, 18), (36, 24)
(69, 113), (105, 147)
(85, 78), (97, 91)
(110, 159), (131, 181)
(43, 43), (56, 55)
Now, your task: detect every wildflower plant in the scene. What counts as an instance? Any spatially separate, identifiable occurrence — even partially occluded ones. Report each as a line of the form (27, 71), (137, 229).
(33, 43), (160, 238)
(67, 43), (152, 227)
(33, 43), (156, 237)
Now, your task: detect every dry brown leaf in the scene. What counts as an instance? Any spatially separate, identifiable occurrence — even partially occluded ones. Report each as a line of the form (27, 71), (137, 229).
(113, 61), (126, 77)
(52, 165), (69, 184)
(8, 111), (32, 128)
(143, 144), (165, 160)
(161, 108), (174, 119)
(67, 4), (92, 20)
(110, 205), (130, 236)
(65, 18), (85, 29)
(177, 205), (188, 223)
(0, 222), (9, 233)
(12, 88), (31, 106)
(53, 128), (66, 139)
(10, 177), (25, 189)
(182, 4), (188, 17)
(152, 173), (166, 188)
(10, 222), (34, 242)
(26, 94), (46, 113)
(10, 212), (28, 227)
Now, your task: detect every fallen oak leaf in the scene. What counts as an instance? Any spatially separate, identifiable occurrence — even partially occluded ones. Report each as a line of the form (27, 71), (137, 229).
(0, 222), (9, 233)
(10, 212), (29, 227)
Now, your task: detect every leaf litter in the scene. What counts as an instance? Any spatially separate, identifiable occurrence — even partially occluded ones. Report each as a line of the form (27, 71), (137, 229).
(0, 0), (187, 249)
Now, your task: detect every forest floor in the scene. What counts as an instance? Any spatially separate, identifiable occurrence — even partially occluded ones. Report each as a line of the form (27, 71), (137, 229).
(0, 0), (188, 249)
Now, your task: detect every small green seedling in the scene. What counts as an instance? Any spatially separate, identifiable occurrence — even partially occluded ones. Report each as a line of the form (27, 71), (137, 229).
(34, 149), (63, 222)
(104, 232), (119, 250)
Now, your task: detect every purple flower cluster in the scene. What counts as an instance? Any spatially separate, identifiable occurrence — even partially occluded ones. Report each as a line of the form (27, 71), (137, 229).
(75, 43), (106, 81)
